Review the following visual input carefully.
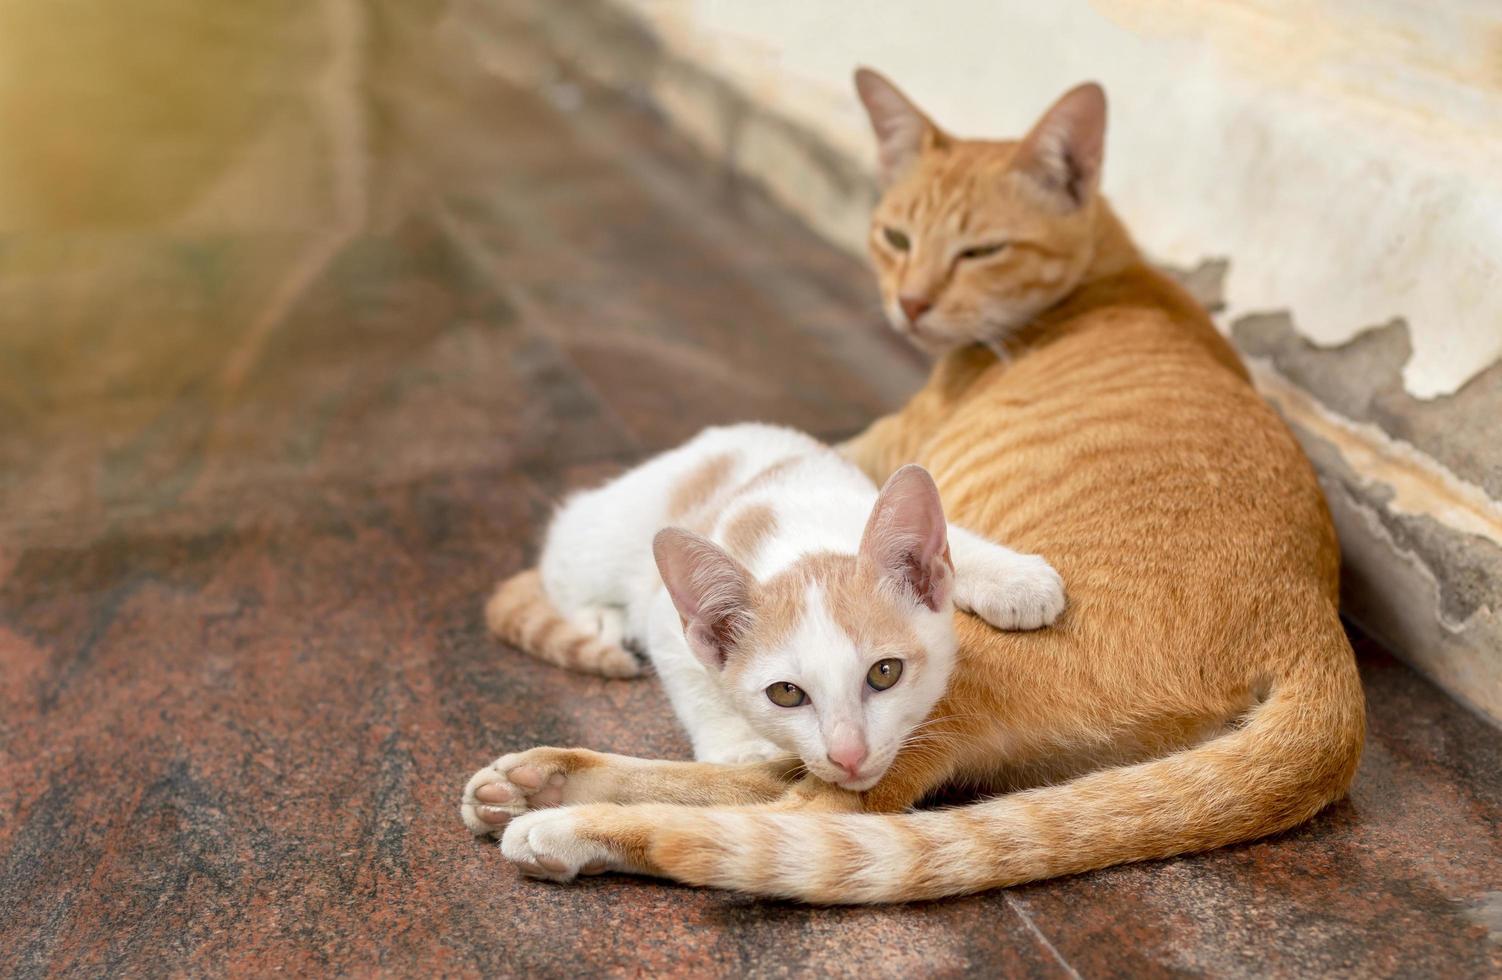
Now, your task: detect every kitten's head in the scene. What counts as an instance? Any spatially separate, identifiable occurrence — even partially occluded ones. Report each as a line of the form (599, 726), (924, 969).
(653, 465), (958, 791)
(854, 69), (1108, 353)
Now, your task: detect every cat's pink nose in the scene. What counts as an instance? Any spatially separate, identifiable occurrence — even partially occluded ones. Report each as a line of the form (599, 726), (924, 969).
(899, 294), (932, 323)
(827, 742), (869, 777)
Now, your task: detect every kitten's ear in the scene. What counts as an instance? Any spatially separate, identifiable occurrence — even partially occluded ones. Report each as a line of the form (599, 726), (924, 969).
(1014, 82), (1107, 209)
(653, 527), (754, 670)
(859, 465), (954, 612)
(854, 68), (945, 187)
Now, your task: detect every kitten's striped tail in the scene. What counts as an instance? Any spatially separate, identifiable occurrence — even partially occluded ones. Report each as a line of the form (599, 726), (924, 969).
(484, 569), (642, 678)
(632, 634), (1363, 902)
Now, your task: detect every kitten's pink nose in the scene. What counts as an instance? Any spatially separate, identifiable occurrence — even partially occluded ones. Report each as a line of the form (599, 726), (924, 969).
(899, 294), (932, 324)
(827, 742), (869, 778)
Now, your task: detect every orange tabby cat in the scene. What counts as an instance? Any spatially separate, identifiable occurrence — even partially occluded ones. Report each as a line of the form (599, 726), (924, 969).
(459, 70), (1366, 902)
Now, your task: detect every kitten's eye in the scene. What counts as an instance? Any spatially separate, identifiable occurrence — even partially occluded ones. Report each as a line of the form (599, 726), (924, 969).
(958, 242), (1008, 261)
(882, 226), (910, 251)
(766, 682), (808, 707)
(866, 658), (904, 691)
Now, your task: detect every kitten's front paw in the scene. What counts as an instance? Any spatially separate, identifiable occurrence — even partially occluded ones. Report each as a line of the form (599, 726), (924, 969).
(501, 809), (620, 882)
(460, 747), (595, 837)
(955, 554), (1065, 631)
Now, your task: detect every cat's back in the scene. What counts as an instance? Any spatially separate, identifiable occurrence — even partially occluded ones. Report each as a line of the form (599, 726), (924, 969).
(918, 269), (1339, 622)
(704, 436), (879, 578)
(898, 270), (1347, 751)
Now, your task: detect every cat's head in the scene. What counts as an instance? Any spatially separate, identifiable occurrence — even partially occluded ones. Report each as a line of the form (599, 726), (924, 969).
(854, 69), (1108, 353)
(653, 465), (958, 791)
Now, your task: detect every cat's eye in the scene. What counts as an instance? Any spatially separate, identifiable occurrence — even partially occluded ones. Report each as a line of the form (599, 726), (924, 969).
(766, 681), (808, 707)
(958, 241), (1008, 261)
(882, 226), (910, 251)
(866, 658), (904, 691)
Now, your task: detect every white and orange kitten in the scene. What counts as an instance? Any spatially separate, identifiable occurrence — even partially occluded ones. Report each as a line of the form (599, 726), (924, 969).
(478, 423), (1063, 795)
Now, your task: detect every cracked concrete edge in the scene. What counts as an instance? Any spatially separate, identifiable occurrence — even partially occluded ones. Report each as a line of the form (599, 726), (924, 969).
(1234, 313), (1502, 503)
(1251, 361), (1502, 723)
(496, 0), (1501, 725)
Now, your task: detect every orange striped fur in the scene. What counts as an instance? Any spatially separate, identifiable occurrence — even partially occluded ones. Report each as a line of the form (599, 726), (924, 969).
(467, 73), (1365, 902)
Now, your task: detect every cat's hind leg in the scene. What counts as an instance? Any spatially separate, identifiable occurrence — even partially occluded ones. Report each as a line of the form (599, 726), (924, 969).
(570, 604), (626, 648)
(484, 570), (642, 677)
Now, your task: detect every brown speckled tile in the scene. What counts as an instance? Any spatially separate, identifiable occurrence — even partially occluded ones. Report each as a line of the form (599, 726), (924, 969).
(0, 3), (1498, 978)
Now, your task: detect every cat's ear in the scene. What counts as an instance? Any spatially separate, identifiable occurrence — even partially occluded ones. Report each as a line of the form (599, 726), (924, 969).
(859, 464), (954, 612)
(653, 527), (755, 670)
(1014, 82), (1107, 209)
(854, 68), (946, 187)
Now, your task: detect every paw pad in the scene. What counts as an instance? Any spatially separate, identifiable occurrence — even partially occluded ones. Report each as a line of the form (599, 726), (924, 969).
(460, 751), (573, 836)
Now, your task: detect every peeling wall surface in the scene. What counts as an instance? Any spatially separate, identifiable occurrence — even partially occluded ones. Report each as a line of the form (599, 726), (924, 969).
(515, 0), (1501, 721)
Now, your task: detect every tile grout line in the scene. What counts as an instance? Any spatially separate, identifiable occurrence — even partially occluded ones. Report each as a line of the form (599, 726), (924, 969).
(1005, 893), (1084, 980)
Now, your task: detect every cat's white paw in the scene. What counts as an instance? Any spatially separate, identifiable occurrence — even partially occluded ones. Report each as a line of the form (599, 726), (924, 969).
(501, 809), (618, 882)
(955, 554), (1065, 631)
(459, 747), (580, 837)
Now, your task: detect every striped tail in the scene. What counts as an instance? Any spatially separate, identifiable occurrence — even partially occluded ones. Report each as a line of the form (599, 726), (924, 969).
(484, 569), (642, 678)
(634, 637), (1364, 902)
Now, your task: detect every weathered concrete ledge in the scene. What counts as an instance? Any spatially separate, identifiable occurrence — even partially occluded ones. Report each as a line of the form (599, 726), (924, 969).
(479, 0), (1501, 725)
(1235, 318), (1502, 723)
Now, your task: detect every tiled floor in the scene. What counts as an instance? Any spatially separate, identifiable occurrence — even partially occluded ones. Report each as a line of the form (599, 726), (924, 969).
(1, 5), (1498, 977)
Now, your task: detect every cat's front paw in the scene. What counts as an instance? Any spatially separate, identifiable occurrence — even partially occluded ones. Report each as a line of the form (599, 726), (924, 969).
(501, 808), (621, 882)
(955, 554), (1065, 631)
(460, 747), (596, 837)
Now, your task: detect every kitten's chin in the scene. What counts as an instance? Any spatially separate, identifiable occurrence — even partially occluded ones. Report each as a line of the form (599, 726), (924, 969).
(832, 757), (895, 792)
(806, 757), (887, 791)
(836, 772), (885, 792)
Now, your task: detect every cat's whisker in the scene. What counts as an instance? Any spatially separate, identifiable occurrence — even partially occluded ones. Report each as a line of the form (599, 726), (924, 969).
(896, 730), (971, 753)
(905, 711), (986, 733)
